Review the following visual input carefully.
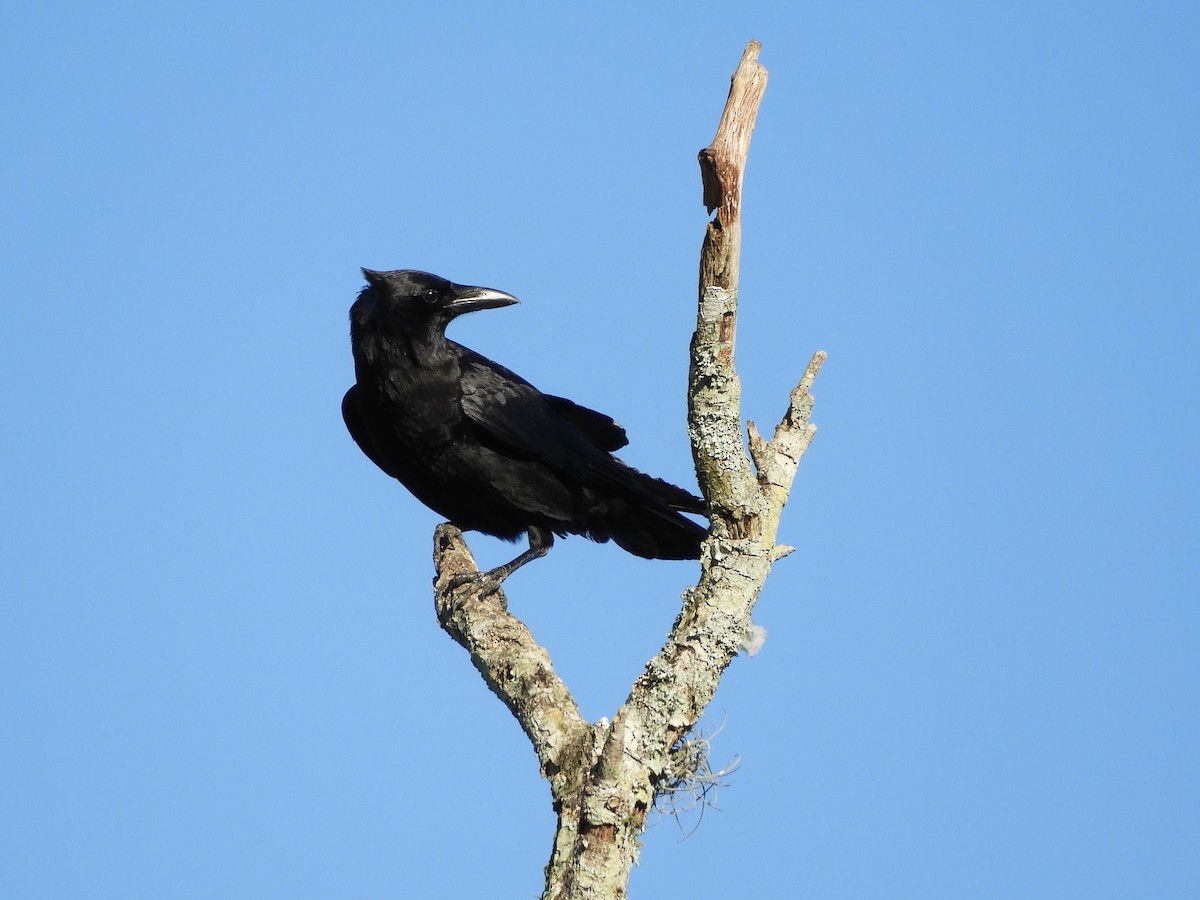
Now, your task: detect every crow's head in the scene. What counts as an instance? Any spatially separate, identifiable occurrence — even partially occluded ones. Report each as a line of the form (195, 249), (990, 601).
(353, 269), (518, 332)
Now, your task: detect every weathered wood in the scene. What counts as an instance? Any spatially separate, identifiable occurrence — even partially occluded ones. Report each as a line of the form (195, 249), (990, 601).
(430, 41), (825, 900)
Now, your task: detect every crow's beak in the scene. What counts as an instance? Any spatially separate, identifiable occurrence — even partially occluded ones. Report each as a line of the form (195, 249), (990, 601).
(448, 283), (520, 314)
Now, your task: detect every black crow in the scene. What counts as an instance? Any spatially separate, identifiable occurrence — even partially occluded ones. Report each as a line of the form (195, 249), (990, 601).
(342, 269), (707, 586)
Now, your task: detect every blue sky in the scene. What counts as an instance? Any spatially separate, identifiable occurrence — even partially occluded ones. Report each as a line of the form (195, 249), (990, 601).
(3, 2), (1197, 897)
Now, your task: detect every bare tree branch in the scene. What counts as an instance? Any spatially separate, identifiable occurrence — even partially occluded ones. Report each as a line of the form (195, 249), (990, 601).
(429, 41), (824, 900)
(433, 525), (588, 768)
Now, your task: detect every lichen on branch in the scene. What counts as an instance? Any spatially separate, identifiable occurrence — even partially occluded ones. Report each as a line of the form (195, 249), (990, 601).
(429, 40), (825, 900)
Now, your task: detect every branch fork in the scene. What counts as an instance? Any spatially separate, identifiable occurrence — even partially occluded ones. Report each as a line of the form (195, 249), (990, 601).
(430, 41), (825, 900)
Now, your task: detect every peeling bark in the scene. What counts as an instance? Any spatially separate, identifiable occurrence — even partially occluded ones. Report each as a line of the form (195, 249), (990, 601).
(431, 41), (825, 900)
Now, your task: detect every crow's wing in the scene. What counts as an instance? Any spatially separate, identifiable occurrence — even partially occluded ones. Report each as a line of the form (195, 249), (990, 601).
(458, 353), (593, 480)
(458, 352), (704, 515)
(542, 395), (628, 452)
(457, 348), (628, 451)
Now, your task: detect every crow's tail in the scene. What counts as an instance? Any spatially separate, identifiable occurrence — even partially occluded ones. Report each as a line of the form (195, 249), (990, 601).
(584, 464), (709, 560)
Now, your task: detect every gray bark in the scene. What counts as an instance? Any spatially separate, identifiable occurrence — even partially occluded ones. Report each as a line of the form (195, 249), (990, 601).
(432, 41), (826, 900)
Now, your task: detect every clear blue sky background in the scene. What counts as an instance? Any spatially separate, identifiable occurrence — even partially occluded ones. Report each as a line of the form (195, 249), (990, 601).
(4, 2), (1197, 897)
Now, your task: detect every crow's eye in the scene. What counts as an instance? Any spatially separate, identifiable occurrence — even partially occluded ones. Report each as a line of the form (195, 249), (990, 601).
(423, 288), (440, 304)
